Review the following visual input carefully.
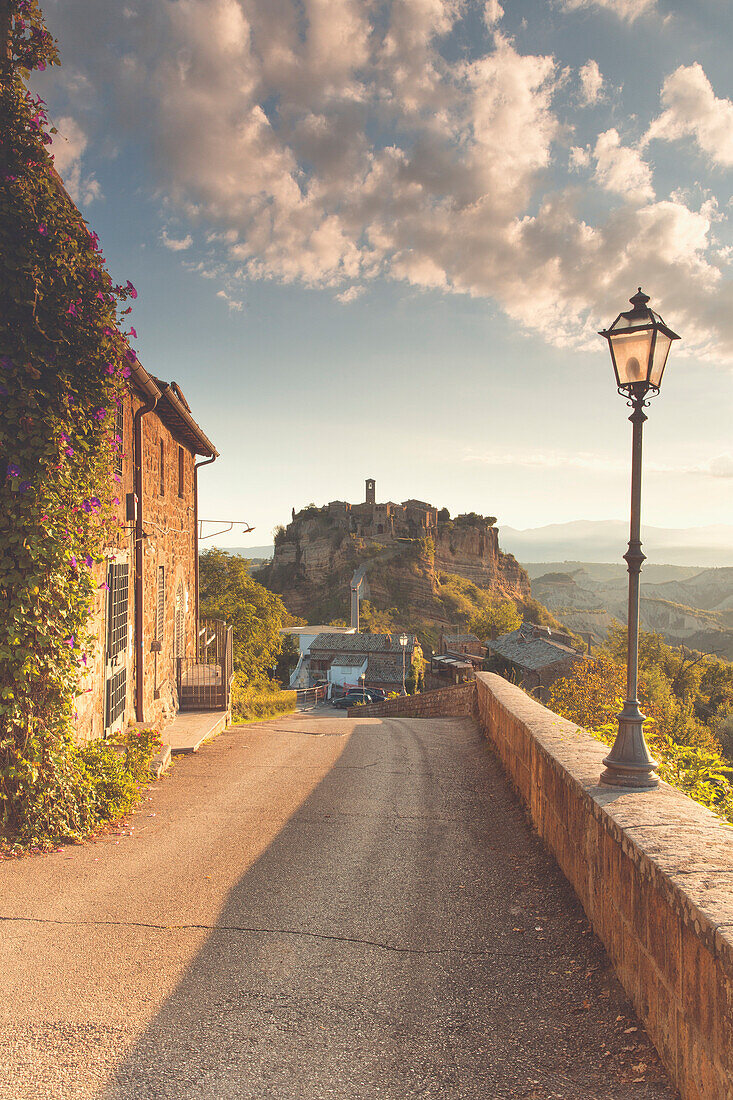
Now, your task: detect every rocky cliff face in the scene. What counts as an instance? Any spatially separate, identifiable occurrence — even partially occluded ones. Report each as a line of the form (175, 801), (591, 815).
(257, 509), (530, 627)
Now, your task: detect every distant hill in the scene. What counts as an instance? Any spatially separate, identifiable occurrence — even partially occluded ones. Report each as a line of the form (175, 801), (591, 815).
(529, 562), (733, 659)
(219, 545), (274, 561)
(500, 521), (733, 567)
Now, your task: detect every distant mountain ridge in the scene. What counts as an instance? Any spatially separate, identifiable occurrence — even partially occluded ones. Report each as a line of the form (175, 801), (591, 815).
(500, 521), (733, 567)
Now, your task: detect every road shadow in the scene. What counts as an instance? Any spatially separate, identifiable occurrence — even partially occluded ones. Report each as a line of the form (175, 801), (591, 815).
(101, 717), (676, 1100)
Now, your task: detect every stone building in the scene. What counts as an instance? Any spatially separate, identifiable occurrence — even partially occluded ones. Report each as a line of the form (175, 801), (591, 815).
(326, 479), (438, 540)
(74, 359), (221, 743)
(485, 623), (582, 698)
(296, 631), (422, 694)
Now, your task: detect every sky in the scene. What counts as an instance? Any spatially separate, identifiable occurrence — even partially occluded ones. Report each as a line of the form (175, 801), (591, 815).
(34, 0), (733, 547)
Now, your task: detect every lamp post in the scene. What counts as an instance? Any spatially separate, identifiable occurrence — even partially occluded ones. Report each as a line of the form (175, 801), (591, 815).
(598, 288), (680, 788)
(399, 632), (408, 695)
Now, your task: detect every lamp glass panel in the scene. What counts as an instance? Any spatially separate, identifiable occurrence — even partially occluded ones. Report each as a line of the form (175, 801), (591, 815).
(649, 331), (672, 387)
(609, 328), (653, 385)
(610, 312), (649, 331)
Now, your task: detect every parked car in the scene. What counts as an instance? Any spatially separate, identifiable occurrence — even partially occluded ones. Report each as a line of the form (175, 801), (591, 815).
(331, 690), (375, 710)
(364, 687), (388, 701)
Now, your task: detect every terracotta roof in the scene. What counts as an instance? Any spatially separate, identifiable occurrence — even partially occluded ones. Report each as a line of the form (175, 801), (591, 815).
(309, 632), (417, 654)
(365, 654), (405, 683)
(487, 625), (580, 672)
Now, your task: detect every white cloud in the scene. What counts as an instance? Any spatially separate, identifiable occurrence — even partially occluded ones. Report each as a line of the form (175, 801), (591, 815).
(336, 285), (365, 303)
(483, 1), (504, 29)
(216, 289), (243, 312)
(592, 129), (654, 203)
(578, 59), (603, 105)
(50, 116), (101, 204)
(37, 1), (733, 362)
(464, 449), (733, 478)
(645, 63), (733, 167)
(557, 0), (657, 22)
(161, 229), (193, 251)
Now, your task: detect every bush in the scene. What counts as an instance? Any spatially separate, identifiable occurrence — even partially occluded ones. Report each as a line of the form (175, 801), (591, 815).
(1, 726), (161, 851)
(231, 675), (296, 723)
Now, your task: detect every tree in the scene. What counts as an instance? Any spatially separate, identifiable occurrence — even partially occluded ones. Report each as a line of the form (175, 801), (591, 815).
(469, 599), (521, 641)
(199, 549), (288, 683)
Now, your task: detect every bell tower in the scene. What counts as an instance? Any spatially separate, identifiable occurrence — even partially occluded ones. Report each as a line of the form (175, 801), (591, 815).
(365, 478), (376, 505)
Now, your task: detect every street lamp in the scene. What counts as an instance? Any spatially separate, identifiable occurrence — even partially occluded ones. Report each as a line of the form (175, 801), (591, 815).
(399, 632), (408, 695)
(598, 288), (680, 788)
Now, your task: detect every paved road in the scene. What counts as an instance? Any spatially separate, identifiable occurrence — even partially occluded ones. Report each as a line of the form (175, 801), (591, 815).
(0, 711), (677, 1099)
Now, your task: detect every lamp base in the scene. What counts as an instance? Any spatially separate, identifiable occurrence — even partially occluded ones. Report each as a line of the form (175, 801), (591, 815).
(599, 700), (659, 789)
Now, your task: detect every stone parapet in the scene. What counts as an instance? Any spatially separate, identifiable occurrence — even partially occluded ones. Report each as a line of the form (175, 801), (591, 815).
(347, 682), (477, 719)
(475, 672), (733, 1100)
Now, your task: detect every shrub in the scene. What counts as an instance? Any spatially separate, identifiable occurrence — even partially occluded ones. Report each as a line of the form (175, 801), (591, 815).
(231, 675), (296, 723)
(1, 726), (161, 851)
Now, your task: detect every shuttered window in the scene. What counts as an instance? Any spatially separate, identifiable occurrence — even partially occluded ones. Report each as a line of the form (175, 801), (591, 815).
(105, 666), (127, 728)
(107, 562), (129, 658)
(174, 581), (185, 658)
(156, 566), (165, 643)
(159, 439), (165, 496)
(178, 446), (184, 497)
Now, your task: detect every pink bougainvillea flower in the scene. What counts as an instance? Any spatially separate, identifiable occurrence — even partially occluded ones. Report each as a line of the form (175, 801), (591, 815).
(63, 635), (75, 648)
(18, 481), (31, 493)
(93, 407), (106, 421)
(125, 280), (138, 299)
(96, 292), (105, 300)
(112, 472), (122, 483)
(66, 302), (77, 316)
(129, 327), (137, 338)
(6, 463), (20, 478)
(69, 555), (77, 568)
(105, 363), (115, 374)
(64, 446), (74, 457)
(89, 231), (100, 250)
(125, 349), (137, 363)
(83, 555), (94, 567)
(112, 496), (120, 505)
(90, 496), (101, 509)
(103, 326), (114, 337)
(38, 223), (47, 234)
(99, 581), (110, 591)
(121, 365), (131, 379)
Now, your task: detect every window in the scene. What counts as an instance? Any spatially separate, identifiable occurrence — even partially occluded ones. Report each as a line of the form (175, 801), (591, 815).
(114, 402), (124, 478)
(156, 566), (165, 643)
(178, 446), (184, 497)
(159, 439), (165, 496)
(107, 562), (129, 658)
(174, 581), (185, 658)
(105, 666), (127, 728)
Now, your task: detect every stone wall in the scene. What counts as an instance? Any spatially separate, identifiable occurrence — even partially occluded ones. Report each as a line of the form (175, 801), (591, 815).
(475, 672), (733, 1100)
(348, 682), (477, 718)
(74, 391), (198, 742)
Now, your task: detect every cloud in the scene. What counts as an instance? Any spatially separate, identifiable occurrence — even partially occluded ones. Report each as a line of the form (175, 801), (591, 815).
(578, 59), (603, 105)
(483, 1), (504, 29)
(37, 1), (733, 362)
(464, 449), (733, 478)
(592, 129), (654, 203)
(50, 116), (101, 204)
(557, 0), (657, 21)
(160, 229), (193, 251)
(645, 63), (733, 167)
(336, 285), (365, 303)
(216, 289), (243, 312)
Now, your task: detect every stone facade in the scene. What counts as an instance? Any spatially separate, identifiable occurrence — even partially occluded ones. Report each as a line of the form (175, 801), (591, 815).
(73, 371), (217, 744)
(348, 681), (477, 718)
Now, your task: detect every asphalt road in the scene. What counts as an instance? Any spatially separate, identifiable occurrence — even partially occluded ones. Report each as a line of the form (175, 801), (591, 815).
(0, 710), (677, 1099)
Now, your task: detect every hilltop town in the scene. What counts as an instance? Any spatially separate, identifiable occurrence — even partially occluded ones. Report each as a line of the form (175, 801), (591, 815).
(256, 478), (533, 643)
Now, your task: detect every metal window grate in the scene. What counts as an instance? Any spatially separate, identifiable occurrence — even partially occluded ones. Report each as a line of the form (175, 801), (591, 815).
(107, 563), (129, 658)
(156, 566), (165, 642)
(105, 666), (127, 727)
(114, 402), (124, 477)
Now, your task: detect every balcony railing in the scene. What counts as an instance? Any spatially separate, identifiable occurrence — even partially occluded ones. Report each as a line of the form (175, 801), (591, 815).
(177, 618), (233, 712)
